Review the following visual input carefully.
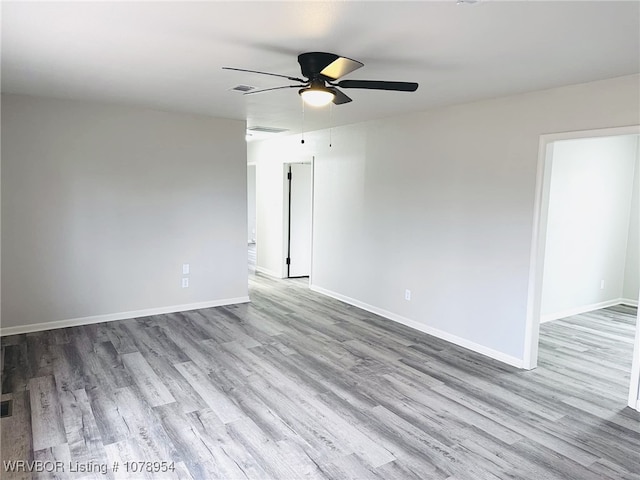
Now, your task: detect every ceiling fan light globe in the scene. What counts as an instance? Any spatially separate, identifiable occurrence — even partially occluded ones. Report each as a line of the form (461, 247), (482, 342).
(300, 88), (335, 107)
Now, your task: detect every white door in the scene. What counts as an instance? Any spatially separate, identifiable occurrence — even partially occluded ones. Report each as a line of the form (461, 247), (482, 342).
(287, 163), (312, 277)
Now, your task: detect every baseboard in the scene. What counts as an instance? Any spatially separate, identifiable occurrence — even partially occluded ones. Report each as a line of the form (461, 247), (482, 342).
(541, 298), (636, 323)
(309, 284), (524, 369)
(620, 298), (639, 307)
(0, 296), (251, 336)
(255, 266), (284, 278)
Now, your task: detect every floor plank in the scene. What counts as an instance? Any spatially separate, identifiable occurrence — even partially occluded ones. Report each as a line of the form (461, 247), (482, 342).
(28, 376), (67, 451)
(120, 352), (175, 407)
(1, 262), (639, 479)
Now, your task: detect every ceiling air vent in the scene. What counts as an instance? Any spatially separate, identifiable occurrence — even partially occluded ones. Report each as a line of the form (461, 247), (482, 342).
(231, 84), (255, 92)
(247, 126), (289, 134)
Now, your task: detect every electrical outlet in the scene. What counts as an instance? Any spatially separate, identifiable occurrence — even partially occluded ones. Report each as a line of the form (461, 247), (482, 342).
(600, 280), (605, 290)
(405, 289), (411, 301)
(182, 278), (189, 288)
(182, 263), (190, 275)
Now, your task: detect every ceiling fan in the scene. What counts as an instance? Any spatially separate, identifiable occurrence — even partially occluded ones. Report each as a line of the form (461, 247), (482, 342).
(223, 52), (419, 107)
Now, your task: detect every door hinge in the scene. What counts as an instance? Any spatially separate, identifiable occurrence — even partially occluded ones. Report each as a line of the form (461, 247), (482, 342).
(286, 257), (290, 265)
(287, 171), (292, 180)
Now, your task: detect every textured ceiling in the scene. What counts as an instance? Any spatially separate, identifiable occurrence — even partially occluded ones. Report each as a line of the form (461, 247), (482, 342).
(2, 1), (639, 137)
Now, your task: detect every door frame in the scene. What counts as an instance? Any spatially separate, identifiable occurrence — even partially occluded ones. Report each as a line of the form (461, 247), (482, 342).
(283, 159), (314, 281)
(523, 124), (640, 410)
(630, 305), (640, 410)
(247, 163), (257, 245)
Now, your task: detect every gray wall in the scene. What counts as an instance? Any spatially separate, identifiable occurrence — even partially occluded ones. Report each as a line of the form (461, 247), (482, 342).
(624, 149), (640, 302)
(249, 74), (639, 365)
(2, 94), (248, 332)
(541, 135), (639, 319)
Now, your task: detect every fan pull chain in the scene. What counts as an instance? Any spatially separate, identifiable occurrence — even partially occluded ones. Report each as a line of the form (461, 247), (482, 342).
(301, 100), (305, 144)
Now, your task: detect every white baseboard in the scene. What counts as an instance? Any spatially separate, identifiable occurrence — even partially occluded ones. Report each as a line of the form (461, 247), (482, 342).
(541, 298), (637, 323)
(0, 296), (251, 336)
(255, 266), (284, 279)
(620, 298), (639, 307)
(309, 284), (524, 369)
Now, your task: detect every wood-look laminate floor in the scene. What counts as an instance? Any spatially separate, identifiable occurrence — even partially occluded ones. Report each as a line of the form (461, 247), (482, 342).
(2, 272), (639, 479)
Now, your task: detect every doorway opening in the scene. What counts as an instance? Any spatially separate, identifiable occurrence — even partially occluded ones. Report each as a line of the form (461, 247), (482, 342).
(285, 163), (313, 279)
(248, 164), (257, 274)
(525, 126), (640, 410)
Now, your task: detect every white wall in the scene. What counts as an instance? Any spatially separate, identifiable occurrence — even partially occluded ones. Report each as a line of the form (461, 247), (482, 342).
(254, 159), (287, 278)
(249, 74), (639, 365)
(1, 94), (248, 333)
(247, 164), (257, 243)
(541, 136), (638, 319)
(623, 147), (640, 303)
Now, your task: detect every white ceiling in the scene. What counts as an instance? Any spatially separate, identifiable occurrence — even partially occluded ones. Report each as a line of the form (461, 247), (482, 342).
(2, 1), (639, 137)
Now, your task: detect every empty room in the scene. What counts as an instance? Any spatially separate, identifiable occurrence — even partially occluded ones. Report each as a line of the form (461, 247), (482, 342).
(2, 2), (640, 479)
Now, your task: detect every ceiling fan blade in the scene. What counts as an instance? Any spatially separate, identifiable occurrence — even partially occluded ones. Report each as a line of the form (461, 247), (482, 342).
(330, 88), (352, 105)
(243, 84), (308, 95)
(336, 80), (419, 92)
(222, 67), (306, 83)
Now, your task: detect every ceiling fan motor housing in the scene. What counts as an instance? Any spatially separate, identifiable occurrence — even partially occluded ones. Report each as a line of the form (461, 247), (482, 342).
(298, 52), (341, 80)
